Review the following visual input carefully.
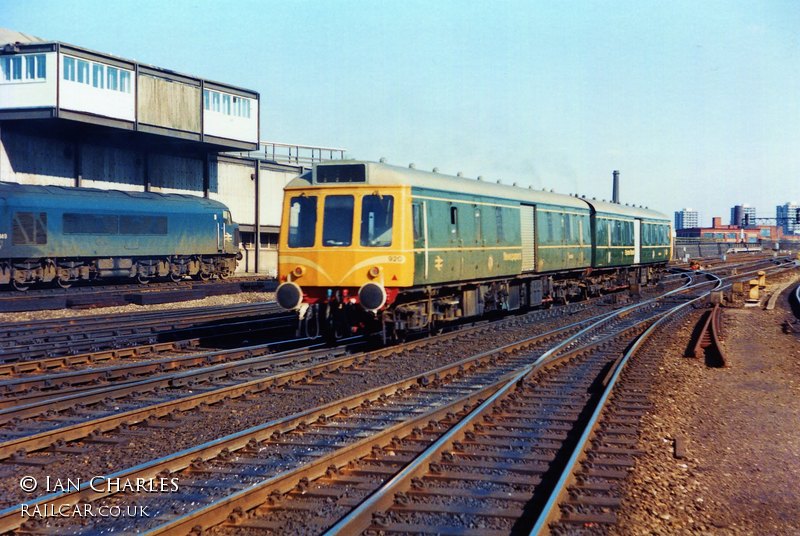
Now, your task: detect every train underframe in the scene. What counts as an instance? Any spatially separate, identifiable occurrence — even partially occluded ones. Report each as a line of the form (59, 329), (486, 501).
(298, 264), (665, 342)
(0, 254), (238, 290)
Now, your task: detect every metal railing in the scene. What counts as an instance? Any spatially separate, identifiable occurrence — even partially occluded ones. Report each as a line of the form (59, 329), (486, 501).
(231, 141), (347, 167)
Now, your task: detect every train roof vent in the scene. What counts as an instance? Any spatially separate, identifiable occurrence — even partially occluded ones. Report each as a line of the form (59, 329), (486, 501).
(432, 167), (439, 173)
(408, 163), (415, 169)
(457, 171), (463, 177)
(379, 157), (387, 163)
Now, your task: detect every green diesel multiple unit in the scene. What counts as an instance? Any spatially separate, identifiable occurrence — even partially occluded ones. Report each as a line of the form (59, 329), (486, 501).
(276, 161), (672, 338)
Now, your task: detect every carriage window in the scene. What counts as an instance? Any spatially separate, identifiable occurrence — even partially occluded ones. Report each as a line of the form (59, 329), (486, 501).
(323, 195), (354, 247)
(361, 194), (393, 247)
(288, 196), (317, 248)
(495, 207), (504, 243)
(412, 203), (422, 241)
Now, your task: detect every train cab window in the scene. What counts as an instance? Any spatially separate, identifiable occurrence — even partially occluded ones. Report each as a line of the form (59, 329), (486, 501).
(450, 206), (459, 237)
(361, 194), (393, 247)
(288, 196), (317, 248)
(322, 195), (354, 247)
(223, 210), (232, 225)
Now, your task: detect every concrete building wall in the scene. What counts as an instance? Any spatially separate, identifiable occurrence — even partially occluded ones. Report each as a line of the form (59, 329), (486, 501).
(80, 142), (144, 189)
(138, 75), (201, 133)
(259, 168), (298, 227)
(147, 152), (206, 195)
(0, 125), (73, 186)
(213, 160), (255, 225)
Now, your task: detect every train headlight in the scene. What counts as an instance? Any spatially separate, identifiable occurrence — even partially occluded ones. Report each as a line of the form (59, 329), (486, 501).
(276, 281), (304, 310)
(358, 282), (387, 311)
(367, 266), (382, 279)
(292, 266), (306, 278)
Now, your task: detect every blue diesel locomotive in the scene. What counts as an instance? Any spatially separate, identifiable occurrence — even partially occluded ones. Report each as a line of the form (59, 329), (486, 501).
(0, 182), (240, 290)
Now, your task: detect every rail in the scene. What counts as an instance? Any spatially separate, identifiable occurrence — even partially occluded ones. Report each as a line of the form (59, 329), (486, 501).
(690, 303), (727, 367)
(529, 275), (720, 534)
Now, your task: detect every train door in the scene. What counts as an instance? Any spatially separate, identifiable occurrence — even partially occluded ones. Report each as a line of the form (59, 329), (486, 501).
(412, 201), (429, 280)
(520, 204), (535, 272)
(633, 219), (641, 263)
(216, 214), (225, 252)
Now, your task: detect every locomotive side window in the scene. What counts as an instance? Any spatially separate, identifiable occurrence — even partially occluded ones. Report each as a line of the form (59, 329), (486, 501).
(12, 212), (47, 245)
(450, 206), (459, 238)
(288, 196), (317, 248)
(63, 214), (168, 235)
(63, 214), (118, 235)
(361, 195), (393, 247)
(322, 195), (354, 247)
(119, 216), (168, 235)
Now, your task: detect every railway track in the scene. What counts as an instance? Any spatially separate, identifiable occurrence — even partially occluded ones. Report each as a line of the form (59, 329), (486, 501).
(0, 277), (275, 313)
(0, 300), (644, 511)
(0, 275), (707, 533)
(0, 258), (793, 534)
(0, 302), (290, 363)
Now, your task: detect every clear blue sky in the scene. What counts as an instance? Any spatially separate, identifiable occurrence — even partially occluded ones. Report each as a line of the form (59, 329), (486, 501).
(3, 0), (799, 225)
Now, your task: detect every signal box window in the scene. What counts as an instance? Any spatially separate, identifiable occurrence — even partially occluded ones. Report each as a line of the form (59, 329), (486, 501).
(323, 195), (354, 246)
(361, 195), (393, 247)
(288, 196), (317, 248)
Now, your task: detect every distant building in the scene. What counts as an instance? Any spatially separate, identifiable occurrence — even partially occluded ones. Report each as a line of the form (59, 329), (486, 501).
(675, 215), (800, 243)
(674, 208), (699, 230)
(730, 204), (756, 227)
(776, 202), (800, 235)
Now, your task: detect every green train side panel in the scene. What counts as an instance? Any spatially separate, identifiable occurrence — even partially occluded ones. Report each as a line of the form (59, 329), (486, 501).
(639, 221), (672, 263)
(592, 214), (636, 268)
(411, 189), (521, 286)
(534, 209), (591, 272)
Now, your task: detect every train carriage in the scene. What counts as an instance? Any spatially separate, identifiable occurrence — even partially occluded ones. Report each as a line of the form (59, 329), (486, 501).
(0, 182), (240, 289)
(276, 160), (671, 339)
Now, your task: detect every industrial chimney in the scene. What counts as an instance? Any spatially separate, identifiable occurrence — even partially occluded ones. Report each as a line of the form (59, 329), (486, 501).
(612, 170), (620, 204)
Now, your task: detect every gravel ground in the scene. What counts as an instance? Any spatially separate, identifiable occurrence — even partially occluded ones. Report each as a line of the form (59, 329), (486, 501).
(613, 272), (800, 535)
